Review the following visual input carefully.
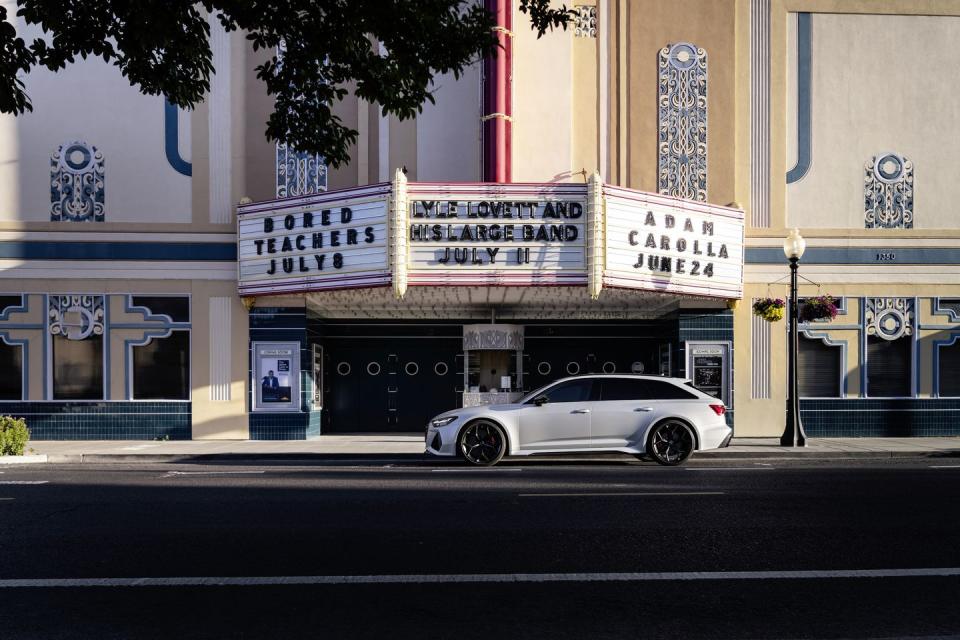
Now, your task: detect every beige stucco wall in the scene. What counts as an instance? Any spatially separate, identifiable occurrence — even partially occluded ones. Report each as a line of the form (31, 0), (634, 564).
(572, 0), (600, 178)
(512, 6), (574, 182)
(613, 0), (737, 203)
(786, 13), (960, 229)
(0, 31), (192, 225)
(416, 67), (482, 182)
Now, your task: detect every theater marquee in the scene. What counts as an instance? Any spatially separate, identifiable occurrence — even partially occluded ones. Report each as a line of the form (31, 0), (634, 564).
(603, 186), (744, 299)
(237, 184), (391, 296)
(237, 176), (743, 300)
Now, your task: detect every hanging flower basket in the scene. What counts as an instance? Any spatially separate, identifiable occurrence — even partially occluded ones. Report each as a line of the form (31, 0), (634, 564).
(752, 297), (785, 323)
(800, 295), (839, 322)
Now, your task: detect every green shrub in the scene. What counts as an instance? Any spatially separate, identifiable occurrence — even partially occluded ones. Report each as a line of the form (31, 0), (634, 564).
(0, 416), (29, 456)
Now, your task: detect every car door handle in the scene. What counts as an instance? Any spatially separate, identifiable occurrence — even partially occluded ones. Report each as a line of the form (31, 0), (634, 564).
(634, 407), (654, 412)
(571, 409), (591, 414)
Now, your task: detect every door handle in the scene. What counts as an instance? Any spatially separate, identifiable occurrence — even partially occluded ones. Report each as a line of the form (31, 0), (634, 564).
(634, 407), (654, 412)
(571, 409), (591, 414)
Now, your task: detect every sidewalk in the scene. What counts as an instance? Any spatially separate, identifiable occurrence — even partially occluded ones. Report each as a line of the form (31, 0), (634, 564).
(6, 436), (959, 464)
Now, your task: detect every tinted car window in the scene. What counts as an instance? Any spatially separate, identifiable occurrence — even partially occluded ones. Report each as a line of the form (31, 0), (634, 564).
(599, 378), (651, 401)
(600, 378), (699, 401)
(532, 379), (593, 404)
(643, 379), (698, 399)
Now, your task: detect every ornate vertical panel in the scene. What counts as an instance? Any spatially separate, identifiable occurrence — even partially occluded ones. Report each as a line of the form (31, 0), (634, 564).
(50, 141), (105, 222)
(751, 307), (771, 398)
(865, 297), (914, 340)
(208, 296), (232, 401)
(750, 0), (771, 227)
(274, 41), (328, 199)
(864, 153), (913, 229)
(658, 42), (707, 201)
(276, 143), (328, 198)
(574, 6), (597, 38)
(48, 295), (105, 340)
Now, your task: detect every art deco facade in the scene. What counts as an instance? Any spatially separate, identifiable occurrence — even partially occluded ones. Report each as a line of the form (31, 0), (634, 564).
(1, 0), (957, 439)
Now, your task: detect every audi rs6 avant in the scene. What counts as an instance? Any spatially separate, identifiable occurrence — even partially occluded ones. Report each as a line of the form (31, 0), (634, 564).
(425, 375), (732, 466)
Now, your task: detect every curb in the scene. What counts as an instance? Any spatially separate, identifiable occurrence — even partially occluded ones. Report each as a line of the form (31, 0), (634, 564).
(0, 455), (49, 465)
(698, 450), (960, 460)
(22, 450), (960, 464)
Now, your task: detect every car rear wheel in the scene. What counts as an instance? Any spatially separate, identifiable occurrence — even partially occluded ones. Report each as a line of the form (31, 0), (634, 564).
(647, 420), (695, 466)
(458, 420), (507, 466)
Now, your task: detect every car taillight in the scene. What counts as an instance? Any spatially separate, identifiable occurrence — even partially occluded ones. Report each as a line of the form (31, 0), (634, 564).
(709, 404), (726, 416)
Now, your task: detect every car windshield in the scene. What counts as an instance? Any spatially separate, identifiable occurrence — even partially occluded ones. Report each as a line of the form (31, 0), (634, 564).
(518, 381), (563, 404)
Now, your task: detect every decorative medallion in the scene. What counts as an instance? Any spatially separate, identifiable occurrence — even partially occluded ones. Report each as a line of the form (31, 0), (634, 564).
(658, 42), (708, 202)
(50, 141), (105, 222)
(574, 6), (597, 38)
(865, 153), (913, 229)
(276, 142), (328, 198)
(48, 295), (105, 340)
(865, 297), (914, 341)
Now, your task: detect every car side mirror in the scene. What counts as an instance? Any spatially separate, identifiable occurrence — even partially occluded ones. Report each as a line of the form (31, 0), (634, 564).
(534, 395), (549, 406)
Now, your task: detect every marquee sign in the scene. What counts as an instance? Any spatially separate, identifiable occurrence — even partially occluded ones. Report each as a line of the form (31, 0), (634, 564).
(603, 186), (744, 299)
(236, 178), (743, 299)
(237, 184), (391, 296)
(404, 182), (588, 286)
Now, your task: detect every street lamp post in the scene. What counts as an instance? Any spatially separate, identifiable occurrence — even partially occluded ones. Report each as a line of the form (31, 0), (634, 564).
(781, 228), (808, 447)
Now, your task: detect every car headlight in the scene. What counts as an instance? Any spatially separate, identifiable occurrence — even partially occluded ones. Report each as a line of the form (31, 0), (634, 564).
(431, 416), (458, 428)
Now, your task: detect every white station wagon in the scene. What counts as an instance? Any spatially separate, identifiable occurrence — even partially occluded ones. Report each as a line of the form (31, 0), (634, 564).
(426, 374), (732, 466)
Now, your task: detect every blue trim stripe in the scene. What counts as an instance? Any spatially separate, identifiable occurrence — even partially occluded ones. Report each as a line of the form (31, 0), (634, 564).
(164, 99), (192, 177)
(786, 12), (811, 184)
(0, 242), (236, 261)
(745, 247), (960, 265)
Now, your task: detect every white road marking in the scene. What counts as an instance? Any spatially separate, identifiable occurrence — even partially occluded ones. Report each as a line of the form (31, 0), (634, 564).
(0, 497), (14, 501)
(929, 465), (960, 469)
(0, 481), (48, 485)
(519, 491), (725, 497)
(2, 568), (959, 589)
(120, 445), (160, 451)
(161, 471), (267, 478)
(687, 467), (776, 471)
(431, 468), (523, 473)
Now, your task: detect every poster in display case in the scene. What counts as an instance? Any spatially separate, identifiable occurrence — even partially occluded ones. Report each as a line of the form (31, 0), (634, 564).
(685, 342), (730, 406)
(253, 342), (301, 411)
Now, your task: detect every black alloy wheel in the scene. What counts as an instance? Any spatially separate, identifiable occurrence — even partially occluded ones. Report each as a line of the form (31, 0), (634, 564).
(458, 420), (507, 466)
(647, 420), (695, 466)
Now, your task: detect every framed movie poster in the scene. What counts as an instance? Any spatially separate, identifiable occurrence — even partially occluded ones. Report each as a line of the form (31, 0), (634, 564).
(684, 342), (731, 407)
(253, 342), (301, 412)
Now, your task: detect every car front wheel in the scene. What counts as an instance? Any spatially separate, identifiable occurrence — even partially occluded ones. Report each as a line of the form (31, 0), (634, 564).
(647, 420), (695, 466)
(458, 420), (507, 466)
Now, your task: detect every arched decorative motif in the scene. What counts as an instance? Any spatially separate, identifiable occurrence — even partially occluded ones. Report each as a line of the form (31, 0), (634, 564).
(48, 295), (105, 340)
(865, 153), (913, 229)
(658, 42), (708, 202)
(51, 141), (105, 222)
(865, 297), (914, 341)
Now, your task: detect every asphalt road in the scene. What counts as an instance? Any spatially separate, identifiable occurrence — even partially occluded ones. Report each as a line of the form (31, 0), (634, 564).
(1, 457), (959, 639)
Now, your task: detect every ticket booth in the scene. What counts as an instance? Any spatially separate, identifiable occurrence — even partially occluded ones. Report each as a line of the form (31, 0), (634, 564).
(462, 324), (524, 407)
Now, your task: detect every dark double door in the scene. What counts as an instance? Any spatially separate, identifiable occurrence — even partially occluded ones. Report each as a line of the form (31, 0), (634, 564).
(323, 337), (462, 432)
